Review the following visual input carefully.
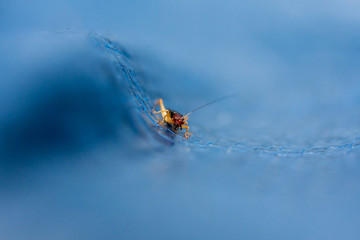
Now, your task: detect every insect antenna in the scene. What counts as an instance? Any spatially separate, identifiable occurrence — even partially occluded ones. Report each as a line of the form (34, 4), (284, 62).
(182, 93), (239, 119)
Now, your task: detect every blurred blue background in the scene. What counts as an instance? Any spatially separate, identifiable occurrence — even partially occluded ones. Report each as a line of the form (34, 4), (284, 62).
(1, 1), (360, 239)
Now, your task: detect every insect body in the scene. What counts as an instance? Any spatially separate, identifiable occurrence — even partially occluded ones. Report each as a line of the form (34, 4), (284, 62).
(152, 94), (237, 139)
(153, 98), (191, 138)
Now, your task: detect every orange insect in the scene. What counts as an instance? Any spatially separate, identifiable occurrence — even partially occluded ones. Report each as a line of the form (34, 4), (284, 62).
(152, 94), (237, 139)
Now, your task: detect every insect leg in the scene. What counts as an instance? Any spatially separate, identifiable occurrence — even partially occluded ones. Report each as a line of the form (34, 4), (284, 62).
(153, 109), (168, 114)
(152, 98), (172, 125)
(181, 124), (192, 139)
(153, 98), (169, 119)
(152, 109), (169, 125)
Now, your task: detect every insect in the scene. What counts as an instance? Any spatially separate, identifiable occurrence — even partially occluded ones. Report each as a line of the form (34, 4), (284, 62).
(152, 94), (237, 139)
